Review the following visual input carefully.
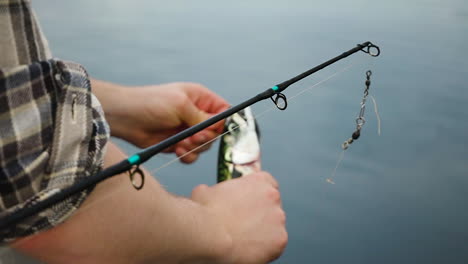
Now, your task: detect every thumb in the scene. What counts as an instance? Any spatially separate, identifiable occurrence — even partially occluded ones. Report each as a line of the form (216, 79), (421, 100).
(180, 101), (210, 127)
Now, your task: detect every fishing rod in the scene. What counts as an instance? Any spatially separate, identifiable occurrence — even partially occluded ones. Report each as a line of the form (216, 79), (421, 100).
(0, 41), (380, 230)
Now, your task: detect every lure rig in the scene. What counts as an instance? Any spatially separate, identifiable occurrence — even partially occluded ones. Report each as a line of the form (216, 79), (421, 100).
(0, 41), (380, 230)
(326, 70), (379, 185)
(342, 70), (373, 150)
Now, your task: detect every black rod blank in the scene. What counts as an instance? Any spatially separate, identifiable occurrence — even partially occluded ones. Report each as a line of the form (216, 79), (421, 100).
(0, 41), (380, 232)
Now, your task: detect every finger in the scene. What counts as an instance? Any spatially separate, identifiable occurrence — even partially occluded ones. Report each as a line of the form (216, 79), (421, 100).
(175, 137), (211, 154)
(175, 147), (199, 164)
(205, 115), (227, 134)
(179, 142), (211, 155)
(191, 142), (212, 154)
(179, 100), (228, 135)
(191, 131), (209, 145)
(179, 100), (208, 127)
(266, 173), (280, 190)
(205, 94), (230, 114)
(250, 172), (279, 189)
(180, 152), (199, 164)
(179, 90), (228, 134)
(192, 130), (218, 147)
(183, 83), (230, 114)
(176, 130), (218, 153)
(181, 83), (230, 133)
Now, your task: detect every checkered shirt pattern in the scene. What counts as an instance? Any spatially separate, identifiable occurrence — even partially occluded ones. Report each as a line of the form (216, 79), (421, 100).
(0, 0), (110, 242)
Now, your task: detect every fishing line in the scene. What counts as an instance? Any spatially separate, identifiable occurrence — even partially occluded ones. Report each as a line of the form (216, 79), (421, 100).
(3, 45), (379, 256)
(15, 58), (369, 249)
(5, 59), (367, 253)
(77, 60), (373, 244)
(0, 42), (381, 241)
(149, 60), (364, 176)
(327, 150), (346, 184)
(370, 95), (381, 136)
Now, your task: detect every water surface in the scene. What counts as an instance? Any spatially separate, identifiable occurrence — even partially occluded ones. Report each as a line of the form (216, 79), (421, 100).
(5, 0), (468, 263)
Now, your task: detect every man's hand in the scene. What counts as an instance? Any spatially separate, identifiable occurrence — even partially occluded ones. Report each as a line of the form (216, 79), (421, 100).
(191, 171), (288, 264)
(92, 80), (229, 163)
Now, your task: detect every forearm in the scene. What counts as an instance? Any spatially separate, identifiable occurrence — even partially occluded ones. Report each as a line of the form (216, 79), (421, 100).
(90, 79), (132, 140)
(12, 142), (231, 264)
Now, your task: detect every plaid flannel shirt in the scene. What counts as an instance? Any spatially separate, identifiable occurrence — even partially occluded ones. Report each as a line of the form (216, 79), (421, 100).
(0, 0), (110, 242)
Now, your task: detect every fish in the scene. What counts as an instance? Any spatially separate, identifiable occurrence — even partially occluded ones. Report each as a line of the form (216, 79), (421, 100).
(217, 107), (261, 182)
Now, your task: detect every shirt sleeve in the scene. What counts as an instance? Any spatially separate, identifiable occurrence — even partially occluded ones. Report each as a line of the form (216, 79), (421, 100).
(0, 59), (110, 243)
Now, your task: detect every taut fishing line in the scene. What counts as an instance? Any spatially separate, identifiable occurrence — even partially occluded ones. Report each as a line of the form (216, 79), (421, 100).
(3, 59), (365, 252)
(1, 42), (381, 254)
(150, 60), (364, 176)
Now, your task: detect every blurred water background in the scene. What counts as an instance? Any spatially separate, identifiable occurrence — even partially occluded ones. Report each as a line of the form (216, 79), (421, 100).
(3, 0), (468, 263)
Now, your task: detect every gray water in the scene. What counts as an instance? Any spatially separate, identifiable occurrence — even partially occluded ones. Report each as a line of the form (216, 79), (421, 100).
(4, 0), (468, 263)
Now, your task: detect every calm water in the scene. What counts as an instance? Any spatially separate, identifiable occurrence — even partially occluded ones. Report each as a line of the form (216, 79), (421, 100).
(4, 0), (468, 263)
